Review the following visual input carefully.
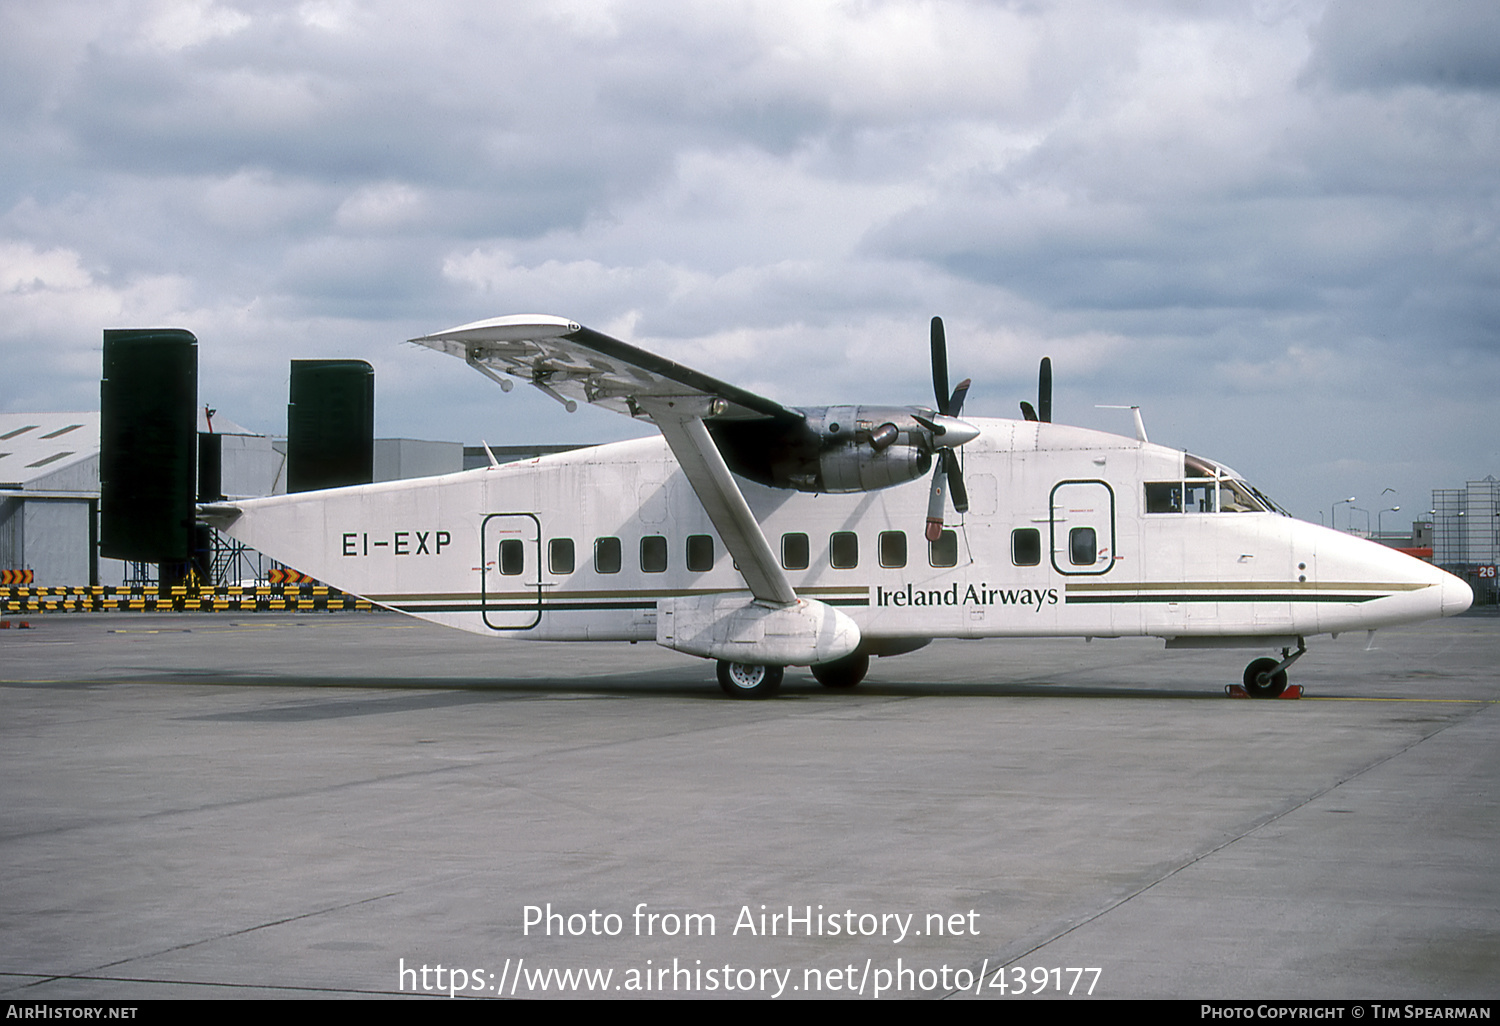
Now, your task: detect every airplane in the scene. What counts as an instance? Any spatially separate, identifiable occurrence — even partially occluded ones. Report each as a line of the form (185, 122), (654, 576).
(202, 314), (1474, 698)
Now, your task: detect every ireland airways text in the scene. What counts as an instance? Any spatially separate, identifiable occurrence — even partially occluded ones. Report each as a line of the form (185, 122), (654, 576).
(875, 583), (1059, 610)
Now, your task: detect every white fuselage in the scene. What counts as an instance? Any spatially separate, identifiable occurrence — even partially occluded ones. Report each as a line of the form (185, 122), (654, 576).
(221, 419), (1470, 651)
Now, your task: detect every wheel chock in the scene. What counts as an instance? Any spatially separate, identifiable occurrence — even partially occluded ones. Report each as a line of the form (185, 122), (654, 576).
(1226, 684), (1304, 699)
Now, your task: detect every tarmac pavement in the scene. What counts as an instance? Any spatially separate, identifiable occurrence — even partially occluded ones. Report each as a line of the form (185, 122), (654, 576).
(1, 611), (1495, 1000)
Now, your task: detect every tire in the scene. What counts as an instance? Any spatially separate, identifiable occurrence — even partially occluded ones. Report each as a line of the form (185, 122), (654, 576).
(1243, 657), (1288, 698)
(811, 652), (869, 689)
(716, 661), (784, 699)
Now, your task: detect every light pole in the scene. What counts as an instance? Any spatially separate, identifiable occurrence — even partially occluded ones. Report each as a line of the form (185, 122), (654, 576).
(1333, 496), (1355, 532)
(1351, 506), (1371, 536)
(1378, 506), (1401, 537)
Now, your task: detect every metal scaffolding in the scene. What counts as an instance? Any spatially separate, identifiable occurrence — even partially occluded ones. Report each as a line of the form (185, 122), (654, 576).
(1432, 476), (1500, 604)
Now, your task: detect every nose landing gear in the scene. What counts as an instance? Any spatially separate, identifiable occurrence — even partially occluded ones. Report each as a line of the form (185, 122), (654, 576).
(1232, 638), (1307, 699)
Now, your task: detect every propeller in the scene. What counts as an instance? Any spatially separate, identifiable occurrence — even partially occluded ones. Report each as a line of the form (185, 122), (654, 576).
(922, 317), (977, 542)
(1019, 356), (1053, 423)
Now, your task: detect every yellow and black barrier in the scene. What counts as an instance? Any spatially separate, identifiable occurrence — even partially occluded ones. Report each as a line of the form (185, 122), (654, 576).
(0, 584), (374, 614)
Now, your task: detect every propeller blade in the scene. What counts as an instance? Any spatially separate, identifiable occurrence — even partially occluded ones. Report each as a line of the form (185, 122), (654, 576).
(1039, 356), (1052, 424)
(911, 412), (943, 439)
(1020, 400), (1038, 422)
(931, 317), (950, 414)
(925, 464), (947, 542)
(942, 448), (969, 513)
(947, 378), (971, 418)
(922, 315), (974, 538)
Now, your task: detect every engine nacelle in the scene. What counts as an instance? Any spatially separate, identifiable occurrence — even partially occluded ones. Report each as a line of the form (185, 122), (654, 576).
(710, 405), (935, 495)
(817, 441), (932, 492)
(804, 406), (934, 491)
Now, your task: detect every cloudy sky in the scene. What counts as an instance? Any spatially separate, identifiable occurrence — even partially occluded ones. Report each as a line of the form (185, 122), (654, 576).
(3, 0), (1496, 525)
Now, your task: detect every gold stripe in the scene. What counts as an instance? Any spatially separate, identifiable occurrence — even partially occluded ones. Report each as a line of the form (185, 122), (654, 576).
(365, 585), (872, 603)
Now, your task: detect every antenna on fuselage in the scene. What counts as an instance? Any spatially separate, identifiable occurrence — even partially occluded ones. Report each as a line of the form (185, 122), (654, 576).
(1096, 405), (1149, 443)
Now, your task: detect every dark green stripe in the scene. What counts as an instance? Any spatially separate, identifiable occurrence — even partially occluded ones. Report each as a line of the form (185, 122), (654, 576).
(1067, 594), (1381, 605)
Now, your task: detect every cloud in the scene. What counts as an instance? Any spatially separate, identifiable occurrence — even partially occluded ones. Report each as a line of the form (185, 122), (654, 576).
(138, 0), (252, 52)
(0, 0), (1497, 520)
(1308, 0), (1500, 92)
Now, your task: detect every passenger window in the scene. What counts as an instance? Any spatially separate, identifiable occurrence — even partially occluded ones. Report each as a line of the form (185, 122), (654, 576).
(549, 538), (575, 575)
(499, 538), (524, 575)
(686, 534), (714, 573)
(1070, 527), (1097, 566)
(1145, 483), (1183, 513)
(1012, 528), (1041, 566)
(929, 530), (958, 567)
(878, 530), (907, 568)
(641, 535), (668, 573)
(782, 532), (809, 570)
(829, 531), (858, 569)
(594, 537), (621, 574)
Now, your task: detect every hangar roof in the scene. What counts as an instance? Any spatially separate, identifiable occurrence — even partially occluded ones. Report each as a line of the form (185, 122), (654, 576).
(0, 412), (100, 492)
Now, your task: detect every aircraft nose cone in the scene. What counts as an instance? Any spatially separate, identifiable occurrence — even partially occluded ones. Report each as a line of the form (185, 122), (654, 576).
(1440, 570), (1473, 617)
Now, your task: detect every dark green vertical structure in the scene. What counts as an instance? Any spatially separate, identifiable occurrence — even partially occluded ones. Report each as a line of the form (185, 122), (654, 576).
(99, 328), (198, 563)
(287, 360), (374, 492)
(197, 432), (223, 502)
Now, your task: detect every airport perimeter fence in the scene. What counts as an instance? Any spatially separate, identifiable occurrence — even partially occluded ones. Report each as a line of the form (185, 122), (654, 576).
(0, 584), (373, 615)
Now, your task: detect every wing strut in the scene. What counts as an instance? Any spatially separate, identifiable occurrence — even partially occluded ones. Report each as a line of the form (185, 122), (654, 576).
(639, 398), (797, 607)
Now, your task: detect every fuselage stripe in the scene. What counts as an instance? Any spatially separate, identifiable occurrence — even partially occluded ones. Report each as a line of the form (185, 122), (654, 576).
(1065, 580), (1428, 593)
(1064, 593), (1381, 605)
(383, 597), (871, 614)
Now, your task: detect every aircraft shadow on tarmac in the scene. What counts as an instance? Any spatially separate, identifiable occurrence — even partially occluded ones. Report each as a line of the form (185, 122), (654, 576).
(177, 674), (1225, 722)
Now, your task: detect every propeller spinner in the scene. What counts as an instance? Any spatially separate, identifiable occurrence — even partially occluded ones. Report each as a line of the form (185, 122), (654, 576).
(922, 317), (979, 542)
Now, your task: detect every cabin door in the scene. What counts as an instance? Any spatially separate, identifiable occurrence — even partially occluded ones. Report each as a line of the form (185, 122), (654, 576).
(1050, 480), (1117, 576)
(480, 512), (543, 630)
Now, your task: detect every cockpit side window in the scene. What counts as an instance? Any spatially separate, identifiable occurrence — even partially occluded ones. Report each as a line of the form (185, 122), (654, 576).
(1145, 483), (1182, 513)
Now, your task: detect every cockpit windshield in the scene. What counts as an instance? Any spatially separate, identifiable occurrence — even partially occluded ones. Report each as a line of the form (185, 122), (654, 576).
(1145, 454), (1289, 516)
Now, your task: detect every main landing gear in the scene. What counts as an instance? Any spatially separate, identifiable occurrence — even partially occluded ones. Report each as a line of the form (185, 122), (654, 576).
(716, 661), (784, 699)
(1238, 638), (1308, 699)
(811, 651), (870, 689)
(715, 651), (872, 698)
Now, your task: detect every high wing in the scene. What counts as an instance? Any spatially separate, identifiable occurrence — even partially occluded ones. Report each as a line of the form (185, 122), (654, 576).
(409, 314), (802, 425)
(410, 314), (802, 606)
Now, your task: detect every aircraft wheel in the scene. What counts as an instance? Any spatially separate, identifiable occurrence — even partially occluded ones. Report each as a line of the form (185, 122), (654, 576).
(717, 661), (784, 699)
(811, 652), (869, 689)
(1243, 657), (1288, 698)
